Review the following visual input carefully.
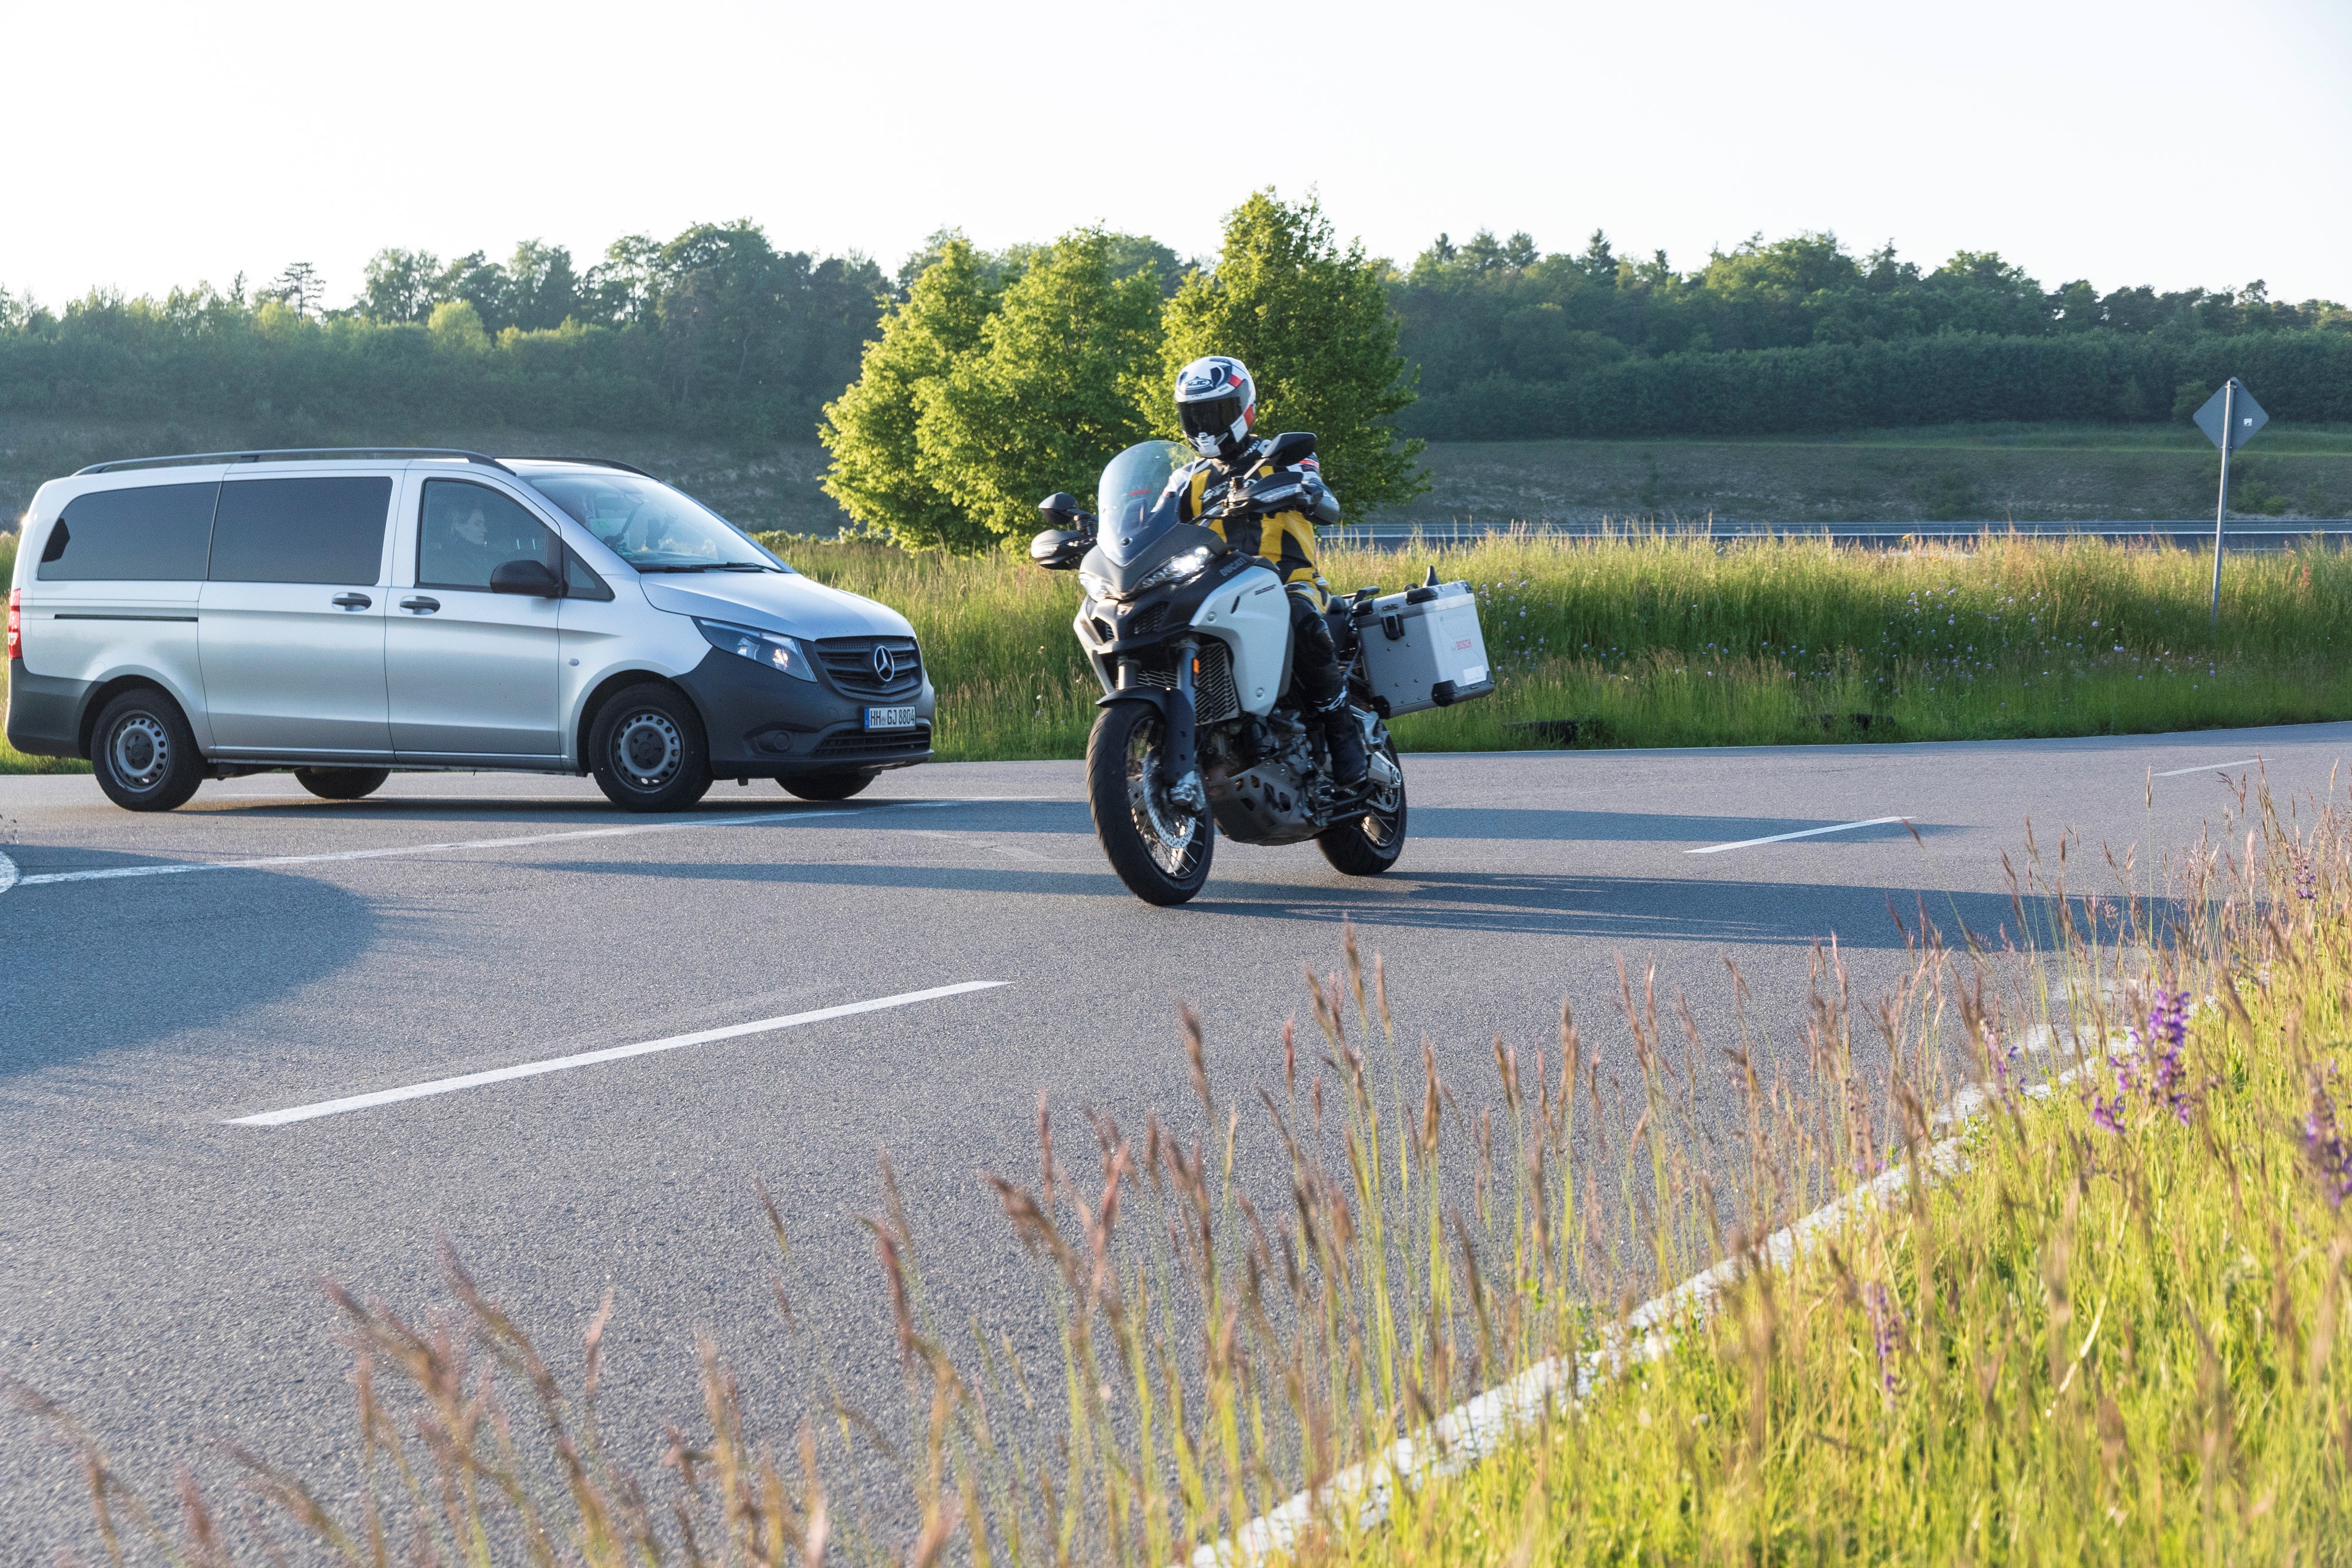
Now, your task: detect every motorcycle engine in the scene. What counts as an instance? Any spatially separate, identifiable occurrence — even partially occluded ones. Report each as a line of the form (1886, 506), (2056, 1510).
(1202, 711), (1329, 845)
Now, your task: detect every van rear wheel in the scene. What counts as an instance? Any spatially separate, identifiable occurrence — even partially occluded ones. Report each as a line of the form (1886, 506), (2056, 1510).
(90, 689), (204, 813)
(294, 767), (390, 801)
(589, 683), (713, 812)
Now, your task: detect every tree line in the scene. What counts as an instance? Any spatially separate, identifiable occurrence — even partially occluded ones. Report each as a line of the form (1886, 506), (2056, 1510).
(5, 210), (2350, 533)
(0, 223), (890, 442)
(1392, 229), (2352, 439)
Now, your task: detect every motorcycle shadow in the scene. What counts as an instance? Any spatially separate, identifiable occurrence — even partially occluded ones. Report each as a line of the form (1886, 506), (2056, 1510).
(1191, 869), (2140, 954)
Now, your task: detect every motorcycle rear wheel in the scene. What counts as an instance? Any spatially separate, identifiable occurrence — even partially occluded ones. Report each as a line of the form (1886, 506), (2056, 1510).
(1317, 735), (1407, 875)
(1087, 702), (1214, 905)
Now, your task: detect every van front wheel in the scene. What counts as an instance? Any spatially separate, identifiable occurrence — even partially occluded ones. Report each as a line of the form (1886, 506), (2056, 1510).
(91, 689), (205, 812)
(589, 683), (713, 812)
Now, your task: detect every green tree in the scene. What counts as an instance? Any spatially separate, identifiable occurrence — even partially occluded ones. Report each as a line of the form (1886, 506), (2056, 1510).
(820, 237), (1001, 551)
(358, 248), (443, 323)
(916, 229), (1166, 545)
(1157, 190), (1425, 509)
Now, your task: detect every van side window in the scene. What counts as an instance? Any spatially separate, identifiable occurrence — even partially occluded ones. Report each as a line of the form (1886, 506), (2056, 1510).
(562, 543), (615, 601)
(419, 481), (555, 592)
(38, 482), (219, 581)
(210, 477), (393, 585)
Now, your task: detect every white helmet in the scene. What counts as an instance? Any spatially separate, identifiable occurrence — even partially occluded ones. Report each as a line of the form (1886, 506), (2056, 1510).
(1174, 355), (1257, 460)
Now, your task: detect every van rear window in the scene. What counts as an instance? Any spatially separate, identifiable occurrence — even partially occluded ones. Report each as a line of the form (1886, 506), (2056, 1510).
(209, 477), (393, 585)
(38, 482), (219, 581)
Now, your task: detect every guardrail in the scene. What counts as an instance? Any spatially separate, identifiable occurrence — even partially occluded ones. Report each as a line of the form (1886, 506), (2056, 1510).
(1321, 519), (2352, 551)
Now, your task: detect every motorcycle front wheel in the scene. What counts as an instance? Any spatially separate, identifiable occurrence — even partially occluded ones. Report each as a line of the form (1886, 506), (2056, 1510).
(1087, 701), (1214, 905)
(1317, 735), (1407, 875)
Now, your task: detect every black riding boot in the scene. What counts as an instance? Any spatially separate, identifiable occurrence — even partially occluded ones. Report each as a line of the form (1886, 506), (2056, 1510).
(1287, 589), (1368, 785)
(1318, 696), (1369, 785)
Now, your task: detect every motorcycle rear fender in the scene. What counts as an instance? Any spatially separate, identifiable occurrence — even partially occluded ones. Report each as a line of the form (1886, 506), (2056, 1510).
(1188, 561), (1288, 716)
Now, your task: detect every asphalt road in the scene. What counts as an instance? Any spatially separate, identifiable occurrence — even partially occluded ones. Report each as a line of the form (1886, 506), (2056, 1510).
(2, 724), (2344, 1556)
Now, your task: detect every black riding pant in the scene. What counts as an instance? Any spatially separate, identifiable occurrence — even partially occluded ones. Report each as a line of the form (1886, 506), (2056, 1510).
(1287, 586), (1345, 708)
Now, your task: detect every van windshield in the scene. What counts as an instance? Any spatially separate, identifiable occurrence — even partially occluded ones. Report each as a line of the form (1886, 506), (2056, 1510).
(520, 468), (787, 571)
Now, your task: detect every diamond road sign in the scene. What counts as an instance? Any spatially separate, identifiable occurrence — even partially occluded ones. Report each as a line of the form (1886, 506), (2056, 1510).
(2194, 380), (2269, 450)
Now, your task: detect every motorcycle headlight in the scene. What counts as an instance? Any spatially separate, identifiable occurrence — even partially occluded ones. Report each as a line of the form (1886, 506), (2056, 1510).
(695, 617), (817, 681)
(1131, 545), (1217, 595)
(1078, 569), (1115, 603)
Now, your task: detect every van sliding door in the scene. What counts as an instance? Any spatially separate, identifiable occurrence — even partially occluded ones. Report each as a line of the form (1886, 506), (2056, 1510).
(197, 474), (395, 758)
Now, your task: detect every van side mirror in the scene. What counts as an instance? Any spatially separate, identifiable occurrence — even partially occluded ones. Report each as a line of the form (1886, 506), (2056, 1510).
(1030, 530), (1090, 570)
(1262, 431), (1317, 469)
(490, 557), (563, 597)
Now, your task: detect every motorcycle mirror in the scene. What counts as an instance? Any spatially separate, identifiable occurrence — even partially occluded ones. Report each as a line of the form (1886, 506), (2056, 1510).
(1262, 431), (1317, 469)
(1030, 529), (1090, 570)
(1037, 492), (1091, 531)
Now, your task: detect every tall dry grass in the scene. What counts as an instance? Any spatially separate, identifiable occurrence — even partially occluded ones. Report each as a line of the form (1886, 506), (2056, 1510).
(770, 528), (2352, 760)
(16, 765), (2352, 1562)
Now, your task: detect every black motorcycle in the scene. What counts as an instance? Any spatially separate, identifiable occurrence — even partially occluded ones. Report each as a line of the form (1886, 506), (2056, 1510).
(1031, 435), (1406, 905)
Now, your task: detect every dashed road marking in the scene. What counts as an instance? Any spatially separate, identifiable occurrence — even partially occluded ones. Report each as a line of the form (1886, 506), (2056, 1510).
(225, 980), (1011, 1126)
(1686, 816), (1911, 855)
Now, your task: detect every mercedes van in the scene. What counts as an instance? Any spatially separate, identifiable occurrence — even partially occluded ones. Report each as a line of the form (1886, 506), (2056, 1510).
(5, 449), (934, 812)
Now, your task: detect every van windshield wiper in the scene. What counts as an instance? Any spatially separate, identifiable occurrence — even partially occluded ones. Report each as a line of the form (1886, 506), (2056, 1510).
(634, 560), (780, 573)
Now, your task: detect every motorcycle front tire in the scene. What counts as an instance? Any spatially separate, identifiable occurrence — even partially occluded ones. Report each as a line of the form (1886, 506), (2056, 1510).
(1086, 701), (1214, 906)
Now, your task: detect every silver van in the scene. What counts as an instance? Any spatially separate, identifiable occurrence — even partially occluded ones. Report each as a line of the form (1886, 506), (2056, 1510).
(5, 449), (934, 811)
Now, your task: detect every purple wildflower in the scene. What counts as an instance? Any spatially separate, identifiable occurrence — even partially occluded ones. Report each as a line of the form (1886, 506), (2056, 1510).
(2146, 991), (2196, 1126)
(2306, 1068), (2352, 1208)
(2294, 856), (2318, 901)
(1865, 1281), (1901, 1398)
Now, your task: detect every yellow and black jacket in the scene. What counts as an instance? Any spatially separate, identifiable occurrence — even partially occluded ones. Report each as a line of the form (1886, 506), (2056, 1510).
(1169, 454), (1332, 609)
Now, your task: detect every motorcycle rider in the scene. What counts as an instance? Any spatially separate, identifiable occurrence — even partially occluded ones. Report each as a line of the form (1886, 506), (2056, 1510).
(1164, 355), (1368, 785)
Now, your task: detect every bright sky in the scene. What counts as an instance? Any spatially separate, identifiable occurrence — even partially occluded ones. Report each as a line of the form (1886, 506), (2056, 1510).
(9, 0), (2350, 309)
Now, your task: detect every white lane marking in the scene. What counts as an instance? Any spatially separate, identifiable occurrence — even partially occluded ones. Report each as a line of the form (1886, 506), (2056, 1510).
(2154, 757), (2260, 777)
(6, 797), (1038, 890)
(1685, 815), (1910, 854)
(0, 849), (16, 895)
(226, 980), (1010, 1126)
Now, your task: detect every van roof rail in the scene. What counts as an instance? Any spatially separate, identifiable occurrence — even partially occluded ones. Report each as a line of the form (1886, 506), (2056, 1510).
(502, 455), (657, 479)
(76, 447), (515, 476)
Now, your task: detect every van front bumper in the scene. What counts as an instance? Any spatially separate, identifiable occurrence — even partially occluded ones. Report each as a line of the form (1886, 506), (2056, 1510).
(6, 660), (90, 758)
(674, 649), (935, 778)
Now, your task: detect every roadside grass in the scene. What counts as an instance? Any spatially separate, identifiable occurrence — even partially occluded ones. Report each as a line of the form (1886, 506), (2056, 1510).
(769, 528), (2352, 761)
(16, 769), (2352, 1563)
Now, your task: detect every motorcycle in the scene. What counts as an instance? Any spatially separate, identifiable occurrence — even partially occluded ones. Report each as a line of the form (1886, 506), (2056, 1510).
(1030, 434), (1409, 906)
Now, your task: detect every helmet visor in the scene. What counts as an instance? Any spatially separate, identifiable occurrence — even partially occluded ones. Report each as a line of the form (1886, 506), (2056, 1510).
(1178, 392), (1244, 442)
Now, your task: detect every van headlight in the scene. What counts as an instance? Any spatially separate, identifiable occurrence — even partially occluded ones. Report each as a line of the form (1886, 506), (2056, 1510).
(1131, 546), (1217, 594)
(696, 617), (816, 681)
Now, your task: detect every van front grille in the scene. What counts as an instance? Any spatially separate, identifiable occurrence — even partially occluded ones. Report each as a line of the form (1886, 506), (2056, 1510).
(814, 636), (923, 698)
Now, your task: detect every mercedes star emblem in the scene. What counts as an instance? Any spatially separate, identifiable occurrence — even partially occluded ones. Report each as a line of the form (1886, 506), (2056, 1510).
(871, 645), (896, 683)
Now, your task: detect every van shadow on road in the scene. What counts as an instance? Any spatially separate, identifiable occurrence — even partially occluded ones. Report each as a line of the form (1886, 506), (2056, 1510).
(0, 857), (380, 1075)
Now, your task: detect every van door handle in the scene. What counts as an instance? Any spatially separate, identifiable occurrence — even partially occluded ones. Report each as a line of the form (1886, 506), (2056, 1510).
(400, 596), (441, 614)
(332, 593), (372, 610)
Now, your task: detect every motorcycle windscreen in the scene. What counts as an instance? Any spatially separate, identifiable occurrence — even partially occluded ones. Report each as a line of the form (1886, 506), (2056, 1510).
(1095, 440), (1188, 567)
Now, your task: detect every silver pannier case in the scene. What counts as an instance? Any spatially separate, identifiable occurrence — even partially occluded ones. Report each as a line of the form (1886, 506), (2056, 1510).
(1355, 579), (1495, 717)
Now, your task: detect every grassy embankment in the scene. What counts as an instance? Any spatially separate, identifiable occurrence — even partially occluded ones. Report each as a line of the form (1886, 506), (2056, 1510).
(776, 527), (2352, 761)
(21, 770), (2352, 1562)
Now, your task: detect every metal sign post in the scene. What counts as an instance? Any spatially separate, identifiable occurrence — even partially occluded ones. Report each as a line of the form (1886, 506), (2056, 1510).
(2194, 378), (2269, 624)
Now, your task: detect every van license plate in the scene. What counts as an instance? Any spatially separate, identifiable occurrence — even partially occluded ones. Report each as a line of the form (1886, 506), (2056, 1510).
(864, 706), (917, 731)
